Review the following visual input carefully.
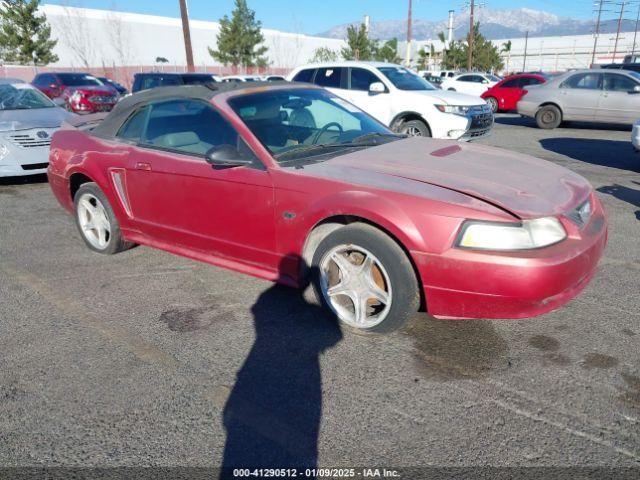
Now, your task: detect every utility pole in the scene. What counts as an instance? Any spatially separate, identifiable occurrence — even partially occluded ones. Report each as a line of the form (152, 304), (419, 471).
(405, 0), (412, 67)
(523, 31), (529, 71)
(613, 1), (626, 63)
(467, 0), (475, 70)
(592, 1), (605, 66)
(179, 0), (195, 72)
(633, 2), (640, 55)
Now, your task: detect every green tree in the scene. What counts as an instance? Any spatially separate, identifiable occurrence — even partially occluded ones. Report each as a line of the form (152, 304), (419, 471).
(417, 43), (436, 70)
(341, 23), (376, 61)
(501, 40), (512, 73)
(374, 38), (401, 64)
(208, 0), (268, 68)
(0, 0), (58, 65)
(442, 23), (503, 72)
(309, 46), (338, 63)
(437, 31), (447, 66)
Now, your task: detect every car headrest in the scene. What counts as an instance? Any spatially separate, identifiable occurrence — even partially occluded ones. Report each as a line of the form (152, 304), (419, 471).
(153, 131), (200, 148)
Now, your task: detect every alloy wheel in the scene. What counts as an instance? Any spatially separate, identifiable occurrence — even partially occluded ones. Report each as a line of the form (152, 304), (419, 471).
(77, 193), (111, 249)
(319, 244), (392, 329)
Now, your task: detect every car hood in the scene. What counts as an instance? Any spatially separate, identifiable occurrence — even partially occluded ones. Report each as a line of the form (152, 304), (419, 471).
(409, 89), (485, 106)
(0, 107), (76, 131)
(300, 137), (592, 219)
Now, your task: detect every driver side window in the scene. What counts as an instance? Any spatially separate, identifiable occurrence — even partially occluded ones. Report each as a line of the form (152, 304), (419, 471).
(126, 99), (241, 157)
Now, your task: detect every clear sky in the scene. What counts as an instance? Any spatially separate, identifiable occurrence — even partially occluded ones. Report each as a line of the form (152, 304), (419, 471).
(44, 1), (596, 35)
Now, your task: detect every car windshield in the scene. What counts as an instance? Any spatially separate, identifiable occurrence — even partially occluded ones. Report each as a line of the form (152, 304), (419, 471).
(57, 73), (102, 86)
(228, 88), (401, 165)
(0, 84), (55, 110)
(486, 74), (500, 82)
(378, 67), (437, 91)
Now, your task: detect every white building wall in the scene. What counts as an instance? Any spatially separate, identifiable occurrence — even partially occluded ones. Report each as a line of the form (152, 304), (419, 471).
(37, 5), (345, 70)
(411, 31), (640, 73)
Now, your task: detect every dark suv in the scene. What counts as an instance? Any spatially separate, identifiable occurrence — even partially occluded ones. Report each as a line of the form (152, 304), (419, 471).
(131, 73), (218, 93)
(601, 63), (640, 74)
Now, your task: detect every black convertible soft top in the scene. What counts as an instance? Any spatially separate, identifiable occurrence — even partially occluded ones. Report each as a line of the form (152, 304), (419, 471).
(91, 81), (311, 139)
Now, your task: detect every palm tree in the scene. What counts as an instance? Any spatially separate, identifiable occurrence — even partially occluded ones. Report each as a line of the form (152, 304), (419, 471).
(437, 31), (447, 67)
(501, 40), (512, 74)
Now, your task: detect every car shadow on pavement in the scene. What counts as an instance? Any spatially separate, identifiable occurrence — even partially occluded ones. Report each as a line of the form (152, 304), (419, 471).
(495, 115), (632, 132)
(0, 173), (48, 186)
(539, 138), (640, 173)
(597, 182), (640, 221)
(220, 268), (342, 477)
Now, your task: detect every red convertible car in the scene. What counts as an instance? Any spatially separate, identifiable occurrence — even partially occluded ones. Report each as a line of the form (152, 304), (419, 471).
(47, 82), (607, 333)
(481, 73), (547, 113)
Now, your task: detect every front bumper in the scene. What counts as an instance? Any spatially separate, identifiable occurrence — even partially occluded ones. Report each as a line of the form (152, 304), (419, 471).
(413, 196), (608, 319)
(431, 105), (494, 142)
(0, 129), (55, 177)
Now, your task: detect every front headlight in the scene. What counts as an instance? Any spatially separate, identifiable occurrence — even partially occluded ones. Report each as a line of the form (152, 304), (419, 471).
(435, 104), (471, 115)
(457, 217), (567, 251)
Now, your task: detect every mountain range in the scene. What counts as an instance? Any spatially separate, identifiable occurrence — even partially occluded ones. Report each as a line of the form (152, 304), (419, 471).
(319, 8), (638, 41)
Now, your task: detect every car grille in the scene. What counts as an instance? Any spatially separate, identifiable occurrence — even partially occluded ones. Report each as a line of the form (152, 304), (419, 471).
(22, 162), (49, 171)
(88, 95), (116, 104)
(566, 199), (592, 228)
(7, 132), (52, 148)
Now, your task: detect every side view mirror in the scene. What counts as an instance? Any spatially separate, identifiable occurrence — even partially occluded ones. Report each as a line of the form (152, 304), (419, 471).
(481, 79), (489, 84)
(369, 82), (386, 94)
(629, 85), (640, 94)
(205, 144), (254, 168)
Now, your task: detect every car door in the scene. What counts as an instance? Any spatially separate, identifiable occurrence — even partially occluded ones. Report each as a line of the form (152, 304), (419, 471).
(557, 72), (603, 121)
(336, 67), (393, 125)
(118, 98), (278, 270)
(313, 66), (347, 97)
(495, 77), (522, 109)
(598, 72), (640, 124)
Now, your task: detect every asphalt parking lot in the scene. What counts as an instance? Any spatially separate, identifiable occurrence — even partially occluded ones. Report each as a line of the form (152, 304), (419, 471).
(0, 115), (639, 474)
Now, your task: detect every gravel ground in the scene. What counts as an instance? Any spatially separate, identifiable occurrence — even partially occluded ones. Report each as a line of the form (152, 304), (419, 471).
(0, 115), (638, 475)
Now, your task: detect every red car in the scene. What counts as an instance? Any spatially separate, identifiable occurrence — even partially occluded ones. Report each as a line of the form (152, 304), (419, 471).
(32, 72), (118, 114)
(47, 83), (607, 334)
(482, 73), (547, 113)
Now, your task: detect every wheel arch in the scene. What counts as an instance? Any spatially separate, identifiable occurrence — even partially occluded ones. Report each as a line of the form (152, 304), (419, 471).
(69, 171), (96, 202)
(538, 101), (563, 116)
(390, 111), (431, 134)
(300, 214), (427, 311)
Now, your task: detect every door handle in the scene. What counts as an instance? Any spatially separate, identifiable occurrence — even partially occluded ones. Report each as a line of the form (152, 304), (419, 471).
(135, 162), (152, 171)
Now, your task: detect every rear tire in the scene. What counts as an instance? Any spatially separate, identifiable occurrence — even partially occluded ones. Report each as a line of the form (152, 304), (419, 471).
(535, 105), (562, 129)
(74, 182), (133, 255)
(398, 119), (431, 137)
(310, 223), (420, 334)
(486, 96), (499, 113)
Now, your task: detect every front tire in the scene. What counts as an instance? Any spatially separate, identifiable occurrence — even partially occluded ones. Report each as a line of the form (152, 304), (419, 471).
(398, 119), (431, 137)
(311, 223), (420, 334)
(535, 105), (562, 129)
(74, 182), (133, 254)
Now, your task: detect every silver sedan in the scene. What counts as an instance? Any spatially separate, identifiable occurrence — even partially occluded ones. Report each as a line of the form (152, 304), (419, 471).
(0, 81), (76, 177)
(517, 69), (640, 129)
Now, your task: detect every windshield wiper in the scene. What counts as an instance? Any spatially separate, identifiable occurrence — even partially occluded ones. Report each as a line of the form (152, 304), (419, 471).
(347, 132), (406, 144)
(275, 142), (364, 161)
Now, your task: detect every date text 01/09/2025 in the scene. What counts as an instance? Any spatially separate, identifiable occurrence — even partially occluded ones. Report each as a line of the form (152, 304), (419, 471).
(232, 468), (401, 478)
